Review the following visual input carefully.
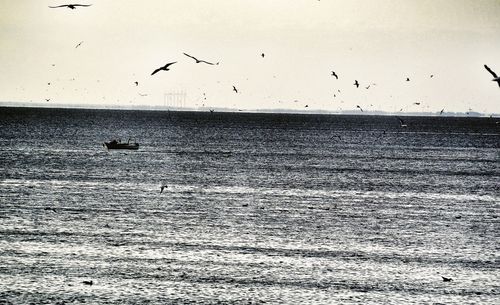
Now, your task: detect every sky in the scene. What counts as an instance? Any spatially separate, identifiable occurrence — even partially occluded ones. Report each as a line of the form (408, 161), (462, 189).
(1, 0), (499, 114)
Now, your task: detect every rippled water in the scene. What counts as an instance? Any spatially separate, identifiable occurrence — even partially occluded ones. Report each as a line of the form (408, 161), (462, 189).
(0, 107), (499, 304)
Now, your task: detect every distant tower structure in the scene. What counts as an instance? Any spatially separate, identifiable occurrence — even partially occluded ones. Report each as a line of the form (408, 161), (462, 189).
(164, 90), (187, 108)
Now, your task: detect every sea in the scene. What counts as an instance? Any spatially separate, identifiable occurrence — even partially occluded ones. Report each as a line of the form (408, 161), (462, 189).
(0, 107), (498, 304)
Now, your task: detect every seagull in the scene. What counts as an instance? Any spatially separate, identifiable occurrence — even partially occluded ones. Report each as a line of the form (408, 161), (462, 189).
(183, 53), (217, 65)
(484, 65), (500, 87)
(440, 108), (444, 115)
(75, 41), (83, 48)
(356, 105), (363, 112)
(397, 116), (407, 127)
(441, 276), (453, 282)
(49, 4), (92, 9)
(354, 80), (359, 88)
(232, 85), (238, 93)
(45, 98), (51, 102)
(160, 185), (168, 193)
(365, 85), (370, 89)
(82, 280), (93, 285)
(151, 62), (176, 75)
(413, 102), (421, 105)
(261, 53), (265, 58)
(331, 71), (338, 79)
(134, 81), (138, 86)
(406, 77), (410, 81)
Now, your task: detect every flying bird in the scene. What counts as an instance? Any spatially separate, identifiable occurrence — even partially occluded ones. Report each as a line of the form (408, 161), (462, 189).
(134, 81), (138, 86)
(183, 53), (217, 65)
(397, 116), (407, 127)
(331, 71), (338, 79)
(406, 77), (410, 82)
(365, 85), (370, 90)
(356, 105), (363, 112)
(151, 62), (176, 75)
(232, 85), (238, 93)
(413, 102), (421, 105)
(440, 108), (445, 115)
(49, 4), (92, 9)
(261, 53), (265, 58)
(75, 41), (83, 48)
(354, 80), (359, 88)
(484, 64), (500, 87)
(160, 185), (168, 193)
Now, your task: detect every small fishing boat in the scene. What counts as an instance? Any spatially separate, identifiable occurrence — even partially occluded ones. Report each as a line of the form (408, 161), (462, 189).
(103, 138), (139, 150)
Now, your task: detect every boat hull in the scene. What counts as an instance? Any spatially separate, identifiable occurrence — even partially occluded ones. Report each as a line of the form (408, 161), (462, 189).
(104, 142), (139, 150)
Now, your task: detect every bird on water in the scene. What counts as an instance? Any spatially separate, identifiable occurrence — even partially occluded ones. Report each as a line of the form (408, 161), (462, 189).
(160, 185), (168, 193)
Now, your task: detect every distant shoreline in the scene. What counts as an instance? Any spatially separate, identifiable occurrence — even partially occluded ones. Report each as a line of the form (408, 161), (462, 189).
(0, 102), (496, 118)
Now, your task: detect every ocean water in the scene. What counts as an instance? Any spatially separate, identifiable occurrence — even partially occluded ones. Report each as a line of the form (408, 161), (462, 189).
(0, 107), (498, 304)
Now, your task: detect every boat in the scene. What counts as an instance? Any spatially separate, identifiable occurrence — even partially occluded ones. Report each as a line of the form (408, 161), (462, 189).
(103, 138), (139, 150)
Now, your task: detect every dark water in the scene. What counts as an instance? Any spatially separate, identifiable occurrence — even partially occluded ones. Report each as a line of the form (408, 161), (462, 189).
(0, 107), (498, 304)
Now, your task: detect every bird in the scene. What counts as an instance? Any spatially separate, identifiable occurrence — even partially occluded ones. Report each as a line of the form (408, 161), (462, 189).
(82, 280), (93, 285)
(397, 116), (407, 127)
(484, 64), (500, 87)
(305, 105), (309, 108)
(75, 41), (83, 48)
(331, 71), (338, 79)
(354, 80), (359, 88)
(356, 105), (363, 112)
(160, 185), (168, 193)
(183, 53), (217, 65)
(49, 4), (92, 9)
(232, 85), (238, 93)
(365, 85), (370, 89)
(441, 276), (453, 282)
(413, 102), (421, 105)
(440, 108), (445, 115)
(261, 53), (265, 58)
(151, 62), (176, 75)
(45, 98), (50, 102)
(406, 77), (410, 81)
(430, 74), (434, 78)
(134, 81), (138, 86)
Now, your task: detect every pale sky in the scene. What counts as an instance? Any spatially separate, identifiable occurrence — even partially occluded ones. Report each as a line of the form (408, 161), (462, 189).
(1, 0), (499, 114)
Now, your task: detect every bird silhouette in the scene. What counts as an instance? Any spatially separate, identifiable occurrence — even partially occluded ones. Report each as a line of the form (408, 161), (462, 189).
(397, 116), (407, 127)
(82, 280), (93, 285)
(261, 53), (265, 58)
(406, 77), (410, 81)
(441, 276), (452, 282)
(232, 85), (238, 93)
(160, 185), (168, 193)
(331, 71), (338, 79)
(49, 4), (92, 9)
(440, 108), (444, 115)
(413, 102), (421, 105)
(354, 80), (359, 88)
(356, 105), (363, 112)
(183, 53), (217, 65)
(75, 41), (83, 48)
(134, 81), (138, 86)
(484, 65), (500, 87)
(151, 62), (176, 75)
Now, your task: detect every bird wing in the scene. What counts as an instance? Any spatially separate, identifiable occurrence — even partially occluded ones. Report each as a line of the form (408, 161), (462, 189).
(49, 5), (69, 8)
(183, 53), (198, 61)
(164, 62), (176, 68)
(151, 67), (162, 75)
(70, 4), (92, 7)
(484, 65), (498, 78)
(198, 60), (215, 65)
